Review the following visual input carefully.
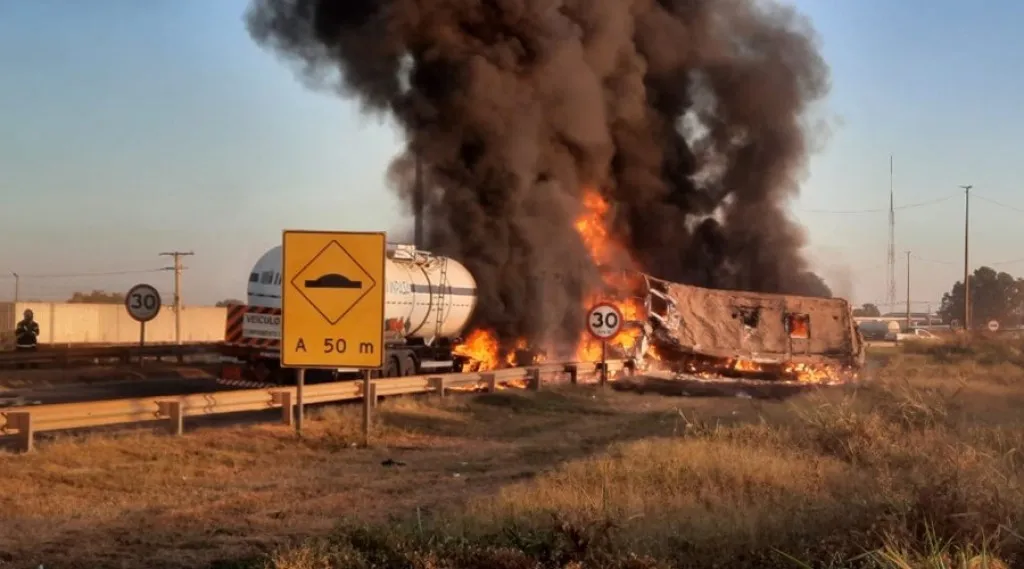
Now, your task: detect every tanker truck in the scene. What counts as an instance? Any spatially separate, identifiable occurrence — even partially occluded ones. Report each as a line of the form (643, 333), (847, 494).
(219, 243), (479, 384)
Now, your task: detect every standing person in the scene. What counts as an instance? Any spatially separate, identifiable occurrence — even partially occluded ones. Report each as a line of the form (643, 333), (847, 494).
(14, 309), (40, 369)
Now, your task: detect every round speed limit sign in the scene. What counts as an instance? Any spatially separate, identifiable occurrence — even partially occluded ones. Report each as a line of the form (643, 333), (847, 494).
(125, 283), (162, 323)
(587, 302), (623, 340)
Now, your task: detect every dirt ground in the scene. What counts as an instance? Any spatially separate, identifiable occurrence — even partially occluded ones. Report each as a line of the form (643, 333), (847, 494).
(0, 376), (785, 568)
(3, 340), (1024, 568)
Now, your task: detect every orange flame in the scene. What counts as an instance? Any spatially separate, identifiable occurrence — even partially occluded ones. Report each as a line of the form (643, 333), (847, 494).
(725, 357), (843, 384)
(732, 359), (762, 372)
(783, 361), (843, 384)
(504, 338), (528, 366)
(574, 190), (614, 265)
(454, 187), (641, 369)
(571, 187), (645, 363)
(453, 329), (500, 371)
(454, 187), (647, 370)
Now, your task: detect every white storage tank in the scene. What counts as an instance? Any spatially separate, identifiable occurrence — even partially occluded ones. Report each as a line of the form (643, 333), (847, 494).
(245, 243), (478, 342)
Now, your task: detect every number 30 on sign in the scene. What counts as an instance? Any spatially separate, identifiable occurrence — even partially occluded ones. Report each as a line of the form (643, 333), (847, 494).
(125, 283), (162, 323)
(587, 302), (622, 340)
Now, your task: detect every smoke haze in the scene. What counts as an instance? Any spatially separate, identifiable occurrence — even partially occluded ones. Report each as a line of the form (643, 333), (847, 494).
(246, 0), (832, 346)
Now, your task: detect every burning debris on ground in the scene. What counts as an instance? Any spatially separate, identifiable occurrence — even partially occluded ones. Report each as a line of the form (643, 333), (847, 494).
(246, 0), (861, 384)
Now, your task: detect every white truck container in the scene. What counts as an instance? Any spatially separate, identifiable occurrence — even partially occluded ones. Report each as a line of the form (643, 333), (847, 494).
(221, 243), (479, 384)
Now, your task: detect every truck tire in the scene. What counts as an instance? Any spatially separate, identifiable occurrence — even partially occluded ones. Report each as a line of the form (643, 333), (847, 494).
(385, 355), (401, 378)
(401, 353), (416, 376)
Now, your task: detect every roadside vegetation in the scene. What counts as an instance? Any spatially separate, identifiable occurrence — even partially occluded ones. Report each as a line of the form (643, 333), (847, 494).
(265, 336), (1024, 569)
(2, 335), (1023, 568)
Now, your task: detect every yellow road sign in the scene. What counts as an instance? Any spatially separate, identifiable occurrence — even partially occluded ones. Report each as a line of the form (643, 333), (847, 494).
(281, 230), (386, 369)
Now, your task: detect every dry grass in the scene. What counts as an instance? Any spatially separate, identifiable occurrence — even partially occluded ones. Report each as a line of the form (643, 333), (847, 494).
(0, 376), (759, 568)
(4, 337), (1024, 568)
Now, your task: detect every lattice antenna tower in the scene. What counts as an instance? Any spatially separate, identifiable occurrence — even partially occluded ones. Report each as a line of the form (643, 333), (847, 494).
(885, 155), (897, 309)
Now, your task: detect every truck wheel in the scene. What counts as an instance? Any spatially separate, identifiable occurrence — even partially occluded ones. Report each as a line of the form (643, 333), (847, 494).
(401, 354), (416, 376)
(385, 356), (401, 378)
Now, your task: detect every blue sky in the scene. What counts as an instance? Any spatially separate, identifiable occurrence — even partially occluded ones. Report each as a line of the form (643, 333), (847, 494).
(1, 0), (1022, 312)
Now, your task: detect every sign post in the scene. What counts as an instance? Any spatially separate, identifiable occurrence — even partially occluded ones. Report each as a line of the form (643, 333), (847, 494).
(988, 319), (1000, 332)
(281, 230), (386, 441)
(125, 283), (162, 366)
(586, 302), (622, 386)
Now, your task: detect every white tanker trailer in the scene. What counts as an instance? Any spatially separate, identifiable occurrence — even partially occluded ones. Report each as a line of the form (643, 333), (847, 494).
(220, 243), (479, 384)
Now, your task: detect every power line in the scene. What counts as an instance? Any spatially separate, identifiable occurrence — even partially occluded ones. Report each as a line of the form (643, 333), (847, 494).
(903, 253), (1024, 268)
(990, 256), (1024, 266)
(910, 254), (955, 265)
(0, 268), (170, 280)
(799, 193), (957, 214)
(972, 192), (1024, 214)
(850, 263), (886, 273)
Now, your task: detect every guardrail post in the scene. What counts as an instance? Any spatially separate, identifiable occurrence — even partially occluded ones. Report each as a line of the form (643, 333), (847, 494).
(565, 364), (578, 385)
(158, 401), (184, 436)
(359, 371), (374, 447)
(430, 376), (446, 398)
(482, 373), (497, 392)
(272, 391), (294, 427)
(528, 367), (541, 391)
(6, 411), (33, 453)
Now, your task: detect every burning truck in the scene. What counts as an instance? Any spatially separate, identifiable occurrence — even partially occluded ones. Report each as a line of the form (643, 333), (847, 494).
(219, 241), (863, 385)
(622, 272), (865, 382)
(220, 190), (862, 387)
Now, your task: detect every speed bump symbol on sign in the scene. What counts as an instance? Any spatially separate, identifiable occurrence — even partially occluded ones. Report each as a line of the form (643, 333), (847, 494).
(281, 230), (386, 369)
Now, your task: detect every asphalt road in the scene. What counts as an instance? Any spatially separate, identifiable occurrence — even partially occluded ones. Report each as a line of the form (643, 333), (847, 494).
(0, 374), (256, 407)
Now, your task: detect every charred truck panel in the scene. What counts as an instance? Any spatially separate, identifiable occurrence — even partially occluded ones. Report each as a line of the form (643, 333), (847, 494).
(637, 273), (865, 374)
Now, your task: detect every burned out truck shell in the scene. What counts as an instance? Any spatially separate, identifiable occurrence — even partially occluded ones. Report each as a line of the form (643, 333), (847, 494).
(636, 273), (866, 372)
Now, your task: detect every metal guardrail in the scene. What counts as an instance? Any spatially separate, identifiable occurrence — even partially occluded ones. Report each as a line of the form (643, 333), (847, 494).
(0, 360), (629, 452)
(0, 343), (220, 369)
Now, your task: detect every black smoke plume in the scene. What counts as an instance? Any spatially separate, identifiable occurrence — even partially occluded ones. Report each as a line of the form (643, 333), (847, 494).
(246, 0), (832, 348)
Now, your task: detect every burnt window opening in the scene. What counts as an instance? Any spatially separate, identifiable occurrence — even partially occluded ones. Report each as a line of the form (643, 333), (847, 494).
(734, 306), (761, 328)
(786, 313), (811, 339)
(650, 294), (669, 317)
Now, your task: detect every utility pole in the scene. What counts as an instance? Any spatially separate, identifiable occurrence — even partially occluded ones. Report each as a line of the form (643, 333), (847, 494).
(960, 184), (972, 331)
(886, 155), (897, 311)
(11, 272), (18, 304)
(905, 251), (911, 330)
(159, 251), (194, 344)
